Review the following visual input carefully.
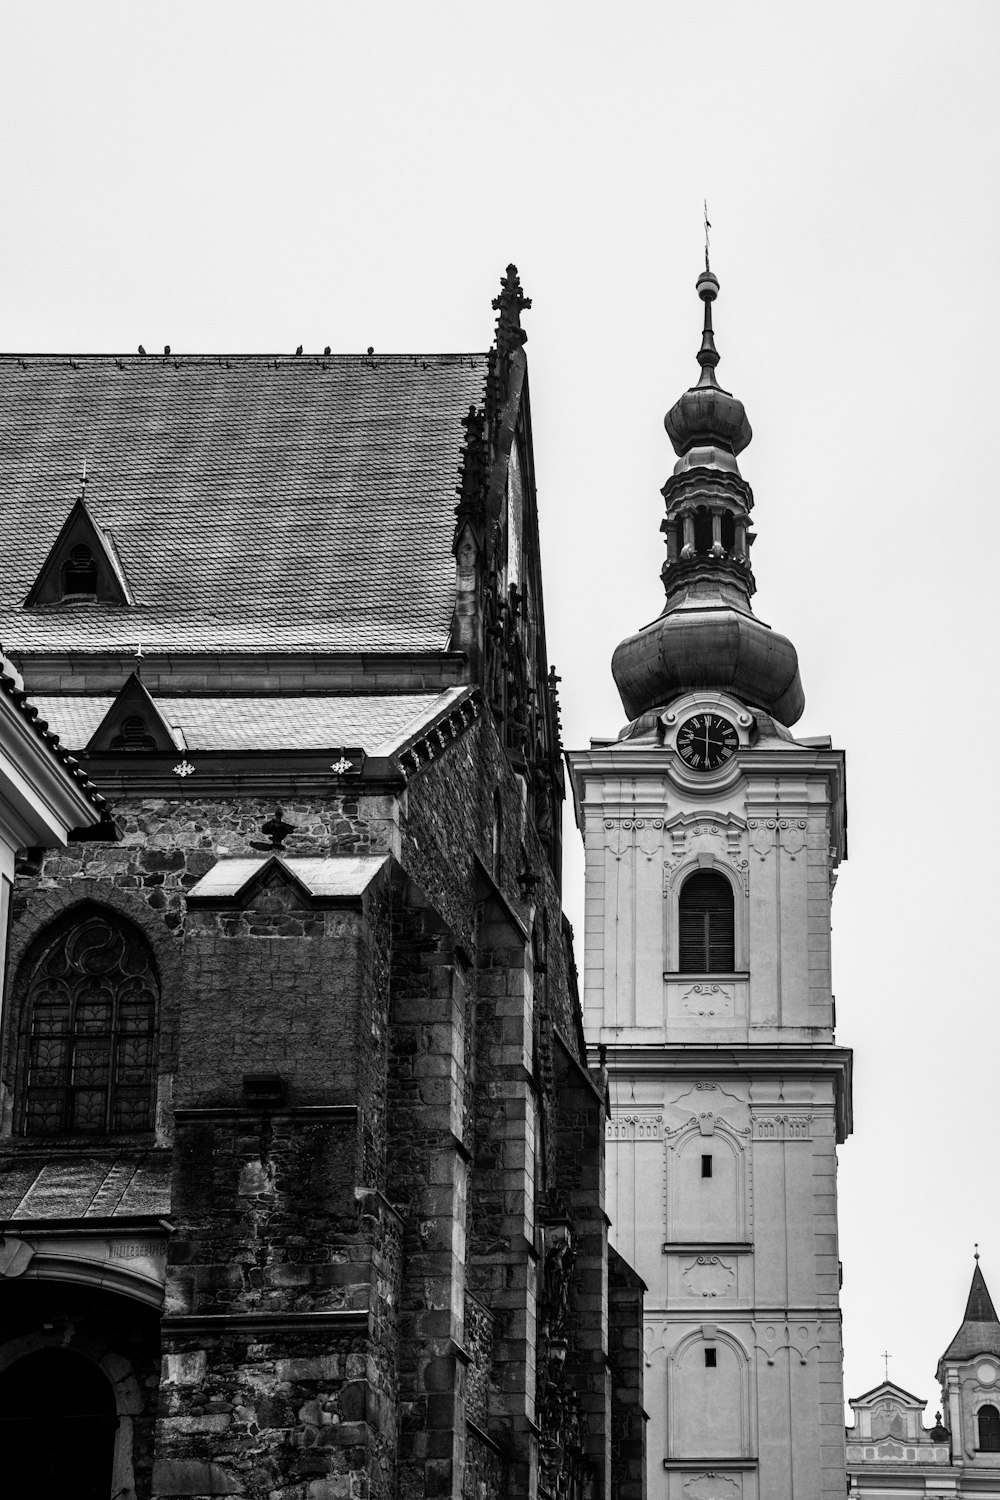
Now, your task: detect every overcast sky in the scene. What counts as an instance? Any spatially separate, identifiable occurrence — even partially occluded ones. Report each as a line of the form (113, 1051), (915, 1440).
(4, 0), (1000, 1416)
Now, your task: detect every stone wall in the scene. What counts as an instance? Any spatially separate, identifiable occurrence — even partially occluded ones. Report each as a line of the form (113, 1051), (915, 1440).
(0, 708), (625, 1498)
(608, 1248), (646, 1500)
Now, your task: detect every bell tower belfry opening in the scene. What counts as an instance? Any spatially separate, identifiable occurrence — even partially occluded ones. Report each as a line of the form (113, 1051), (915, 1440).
(568, 267), (852, 1500)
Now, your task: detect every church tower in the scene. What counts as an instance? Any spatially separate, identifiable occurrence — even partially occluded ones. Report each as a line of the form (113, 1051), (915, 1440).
(568, 268), (853, 1500)
(937, 1259), (1000, 1474)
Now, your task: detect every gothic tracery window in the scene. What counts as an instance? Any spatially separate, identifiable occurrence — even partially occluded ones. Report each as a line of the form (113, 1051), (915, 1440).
(22, 911), (159, 1135)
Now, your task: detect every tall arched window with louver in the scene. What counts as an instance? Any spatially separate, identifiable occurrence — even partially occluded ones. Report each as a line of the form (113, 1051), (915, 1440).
(678, 871), (735, 973)
(979, 1405), (1000, 1452)
(21, 910), (159, 1135)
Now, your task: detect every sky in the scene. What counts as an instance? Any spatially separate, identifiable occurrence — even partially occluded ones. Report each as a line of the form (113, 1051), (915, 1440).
(4, 0), (1000, 1419)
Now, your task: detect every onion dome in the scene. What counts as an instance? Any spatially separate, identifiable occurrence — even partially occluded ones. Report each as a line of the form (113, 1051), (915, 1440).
(611, 267), (805, 728)
(664, 271), (752, 463)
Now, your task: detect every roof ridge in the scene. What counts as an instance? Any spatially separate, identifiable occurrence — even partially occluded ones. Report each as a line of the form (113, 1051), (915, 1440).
(0, 351), (489, 364)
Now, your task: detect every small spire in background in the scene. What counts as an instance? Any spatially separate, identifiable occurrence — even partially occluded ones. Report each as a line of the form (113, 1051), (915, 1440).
(704, 199), (712, 273)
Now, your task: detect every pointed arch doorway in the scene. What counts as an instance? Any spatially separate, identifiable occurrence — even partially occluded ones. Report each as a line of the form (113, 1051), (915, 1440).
(0, 1347), (117, 1498)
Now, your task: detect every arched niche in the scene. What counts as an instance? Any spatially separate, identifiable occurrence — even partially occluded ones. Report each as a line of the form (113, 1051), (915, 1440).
(667, 1327), (753, 1459)
(666, 1119), (749, 1243)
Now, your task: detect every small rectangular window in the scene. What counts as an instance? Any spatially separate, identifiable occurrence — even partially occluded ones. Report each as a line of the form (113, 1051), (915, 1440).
(701, 1154), (713, 1178)
(705, 1348), (717, 1368)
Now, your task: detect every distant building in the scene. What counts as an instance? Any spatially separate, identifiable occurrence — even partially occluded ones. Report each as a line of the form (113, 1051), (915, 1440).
(847, 1262), (1000, 1496)
(0, 271), (643, 1499)
(568, 268), (851, 1500)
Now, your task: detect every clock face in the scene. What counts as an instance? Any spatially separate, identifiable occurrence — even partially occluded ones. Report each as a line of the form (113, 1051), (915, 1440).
(676, 713), (739, 771)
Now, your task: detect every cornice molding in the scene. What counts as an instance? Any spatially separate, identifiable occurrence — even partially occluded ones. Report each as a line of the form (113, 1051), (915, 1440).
(593, 1042), (853, 1143)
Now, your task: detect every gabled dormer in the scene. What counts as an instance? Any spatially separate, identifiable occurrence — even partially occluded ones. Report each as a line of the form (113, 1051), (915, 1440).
(85, 674), (179, 753)
(24, 497), (133, 607)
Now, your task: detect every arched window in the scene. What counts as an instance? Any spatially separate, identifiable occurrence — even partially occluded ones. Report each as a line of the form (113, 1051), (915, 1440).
(979, 1404), (1000, 1451)
(22, 910), (159, 1135)
(678, 871), (735, 972)
(693, 508), (713, 555)
(110, 715), (157, 751)
(61, 544), (98, 598)
(720, 512), (736, 553)
(0, 1349), (117, 1498)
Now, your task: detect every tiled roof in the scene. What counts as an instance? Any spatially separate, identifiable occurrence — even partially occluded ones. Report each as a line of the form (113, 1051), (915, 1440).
(188, 855), (390, 901)
(0, 1151), (170, 1219)
(0, 652), (105, 812)
(0, 354), (486, 654)
(964, 1263), (999, 1322)
(32, 686), (468, 753)
(940, 1264), (1000, 1365)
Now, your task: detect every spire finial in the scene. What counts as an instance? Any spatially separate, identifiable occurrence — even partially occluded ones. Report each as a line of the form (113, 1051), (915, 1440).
(976, 1242), (981, 1261)
(80, 457), (88, 501)
(492, 263), (532, 354)
(704, 199), (712, 273)
(882, 1349), (891, 1382)
(695, 264), (721, 390)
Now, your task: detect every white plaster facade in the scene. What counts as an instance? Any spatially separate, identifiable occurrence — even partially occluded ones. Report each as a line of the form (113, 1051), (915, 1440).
(845, 1381), (953, 1496)
(569, 689), (852, 1500)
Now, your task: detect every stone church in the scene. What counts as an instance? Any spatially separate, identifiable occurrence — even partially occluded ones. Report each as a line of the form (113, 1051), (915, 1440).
(0, 271), (645, 1499)
(567, 267), (852, 1499)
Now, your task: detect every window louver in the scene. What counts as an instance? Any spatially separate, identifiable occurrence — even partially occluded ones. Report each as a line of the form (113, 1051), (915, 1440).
(678, 871), (735, 972)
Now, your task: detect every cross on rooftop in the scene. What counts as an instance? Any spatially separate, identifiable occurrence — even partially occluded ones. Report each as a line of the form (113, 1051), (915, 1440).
(882, 1350), (891, 1381)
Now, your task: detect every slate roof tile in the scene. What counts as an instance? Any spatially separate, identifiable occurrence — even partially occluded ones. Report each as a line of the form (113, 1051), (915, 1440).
(0, 354), (486, 654)
(33, 686), (468, 753)
(0, 1152), (170, 1220)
